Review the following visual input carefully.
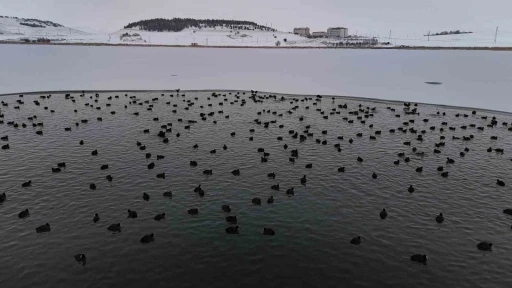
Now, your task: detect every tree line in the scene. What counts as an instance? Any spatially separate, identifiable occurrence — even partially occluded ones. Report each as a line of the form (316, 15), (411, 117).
(124, 18), (276, 32)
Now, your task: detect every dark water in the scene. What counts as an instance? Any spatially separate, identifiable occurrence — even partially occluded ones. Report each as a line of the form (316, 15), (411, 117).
(0, 91), (511, 288)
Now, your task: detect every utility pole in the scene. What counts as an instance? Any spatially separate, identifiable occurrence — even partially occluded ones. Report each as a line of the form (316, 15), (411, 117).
(389, 30), (391, 40)
(428, 30), (430, 41)
(494, 26), (499, 44)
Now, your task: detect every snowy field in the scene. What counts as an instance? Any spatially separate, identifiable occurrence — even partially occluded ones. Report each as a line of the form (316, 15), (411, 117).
(1, 44), (511, 112)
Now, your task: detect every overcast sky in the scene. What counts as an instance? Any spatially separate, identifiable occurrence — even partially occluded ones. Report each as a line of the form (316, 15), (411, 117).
(1, 0), (511, 36)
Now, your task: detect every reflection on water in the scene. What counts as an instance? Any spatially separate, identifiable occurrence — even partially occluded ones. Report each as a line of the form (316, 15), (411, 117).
(0, 91), (511, 287)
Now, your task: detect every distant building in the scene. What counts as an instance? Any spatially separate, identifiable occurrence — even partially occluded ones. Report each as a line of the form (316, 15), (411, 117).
(311, 31), (327, 38)
(327, 27), (348, 38)
(293, 27), (310, 37)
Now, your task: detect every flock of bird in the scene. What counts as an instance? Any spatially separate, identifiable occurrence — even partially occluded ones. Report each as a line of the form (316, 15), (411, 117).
(1, 89), (511, 266)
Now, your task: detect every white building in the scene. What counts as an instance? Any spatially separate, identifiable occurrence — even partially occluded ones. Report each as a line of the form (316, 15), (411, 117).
(293, 27), (310, 37)
(311, 31), (327, 38)
(327, 27), (348, 38)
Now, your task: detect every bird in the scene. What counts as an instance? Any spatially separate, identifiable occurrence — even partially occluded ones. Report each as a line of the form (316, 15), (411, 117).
(143, 192), (150, 201)
(267, 172), (276, 179)
(357, 156), (363, 162)
(21, 181), (32, 187)
(18, 209), (29, 219)
(57, 162), (66, 168)
(74, 254), (86, 265)
(163, 191), (173, 197)
(226, 216), (237, 223)
(127, 210), (138, 218)
(140, 233), (155, 243)
(286, 187), (294, 196)
(503, 209), (512, 216)
(107, 223), (121, 232)
(100, 164), (109, 170)
(372, 172), (378, 179)
(446, 158), (455, 164)
(0, 193), (6, 203)
(147, 162), (155, 169)
(410, 254), (427, 265)
(231, 169), (240, 176)
(267, 196), (274, 204)
(416, 167), (423, 173)
(188, 208), (199, 215)
(263, 228), (275, 236)
(36, 223), (51, 233)
(380, 209), (387, 219)
(156, 173), (165, 179)
(338, 167), (345, 172)
(394, 160), (400, 165)
(252, 198), (262, 205)
(408, 185), (415, 193)
(437, 166), (444, 172)
(222, 205), (232, 212)
(300, 175), (307, 185)
(226, 226), (240, 234)
(497, 179), (505, 186)
(106, 175), (113, 182)
(89, 183), (97, 190)
(190, 161), (198, 167)
(154, 213), (165, 221)
(51, 167), (61, 173)
(91, 150), (98, 156)
(93, 213), (100, 223)
(350, 236), (361, 245)
(436, 213), (444, 223)
(223, 144), (227, 150)
(477, 242), (493, 251)
(305, 163), (313, 168)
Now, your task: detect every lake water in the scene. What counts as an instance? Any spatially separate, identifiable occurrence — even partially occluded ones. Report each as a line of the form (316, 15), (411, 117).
(1, 44), (512, 112)
(0, 90), (511, 287)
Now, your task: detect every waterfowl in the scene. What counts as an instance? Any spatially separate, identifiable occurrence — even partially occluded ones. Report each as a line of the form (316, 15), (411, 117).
(143, 192), (150, 201)
(446, 158), (455, 164)
(193, 144), (199, 149)
(267, 196), (274, 204)
(436, 213), (444, 223)
(252, 198), (262, 205)
(156, 155), (164, 160)
(232, 169), (240, 176)
(350, 236), (361, 245)
(416, 167), (423, 173)
(268, 172), (276, 179)
(79, 140), (84, 145)
(210, 149), (217, 154)
(74, 254), (86, 265)
(477, 242), (492, 251)
(18, 209), (29, 219)
(380, 209), (387, 219)
(91, 150), (98, 156)
(410, 254), (427, 264)
(154, 213), (165, 221)
(338, 167), (345, 172)
(89, 183), (96, 190)
(226, 216), (237, 223)
(441, 172), (449, 178)
(286, 187), (295, 196)
(394, 160), (400, 165)
(188, 208), (199, 215)
(51, 167), (61, 173)
(487, 147), (493, 152)
(404, 157), (410, 163)
(140, 233), (155, 243)
(156, 173), (165, 179)
(305, 163), (313, 169)
(263, 228), (275, 236)
(36, 223), (51, 233)
(226, 226), (240, 234)
(300, 175), (307, 185)
(223, 144), (227, 150)
(22, 181), (32, 187)
(146, 153), (152, 159)
(163, 191), (172, 197)
(100, 164), (109, 170)
(203, 169), (213, 175)
(106, 174), (113, 182)
(190, 161), (198, 167)
(107, 223), (121, 232)
(271, 184), (280, 191)
(372, 173), (378, 179)
(497, 179), (505, 186)
(222, 205), (231, 213)
(357, 156), (363, 162)
(127, 210), (138, 218)
(57, 162), (66, 168)
(503, 209), (512, 215)
(408, 185), (415, 193)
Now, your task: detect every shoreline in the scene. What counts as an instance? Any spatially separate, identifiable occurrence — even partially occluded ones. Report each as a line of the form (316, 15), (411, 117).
(2, 41), (512, 51)
(1, 89), (510, 116)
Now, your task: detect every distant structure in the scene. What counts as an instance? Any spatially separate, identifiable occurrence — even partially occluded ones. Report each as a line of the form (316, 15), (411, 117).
(311, 31), (327, 38)
(327, 27), (348, 38)
(293, 27), (310, 37)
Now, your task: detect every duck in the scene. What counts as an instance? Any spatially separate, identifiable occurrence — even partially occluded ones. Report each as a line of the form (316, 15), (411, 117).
(143, 192), (150, 201)
(190, 161), (198, 167)
(223, 144), (227, 150)
(147, 162), (155, 169)
(154, 213), (165, 221)
(226, 216), (237, 223)
(222, 205), (232, 212)
(372, 172), (378, 179)
(163, 191), (173, 197)
(156, 173), (165, 179)
(106, 175), (113, 182)
(380, 209), (387, 219)
(263, 228), (275, 236)
(203, 169), (213, 175)
(437, 166), (444, 172)
(231, 169), (240, 176)
(286, 187), (295, 196)
(91, 213), (100, 223)
(156, 155), (164, 160)
(36, 223), (51, 233)
(89, 183), (96, 190)
(210, 149), (217, 154)
(268, 172), (276, 179)
(357, 156), (363, 162)
(226, 226), (240, 234)
(18, 209), (29, 219)
(394, 160), (400, 165)
(127, 209), (138, 218)
(57, 162), (66, 168)
(350, 236), (361, 245)
(338, 167), (345, 172)
(193, 144), (199, 149)
(404, 157), (410, 163)
(51, 167), (61, 173)
(300, 175), (307, 185)
(79, 140), (84, 145)
(441, 172), (449, 178)
(188, 208), (199, 215)
(271, 184), (280, 191)
(408, 185), (415, 193)
(497, 179), (505, 186)
(410, 254), (427, 265)
(0, 135), (8, 141)
(140, 233), (155, 243)
(446, 157), (455, 164)
(305, 163), (313, 169)
(252, 197), (262, 205)
(477, 242), (492, 251)
(145, 153), (152, 159)
(415, 167), (423, 173)
(21, 180), (31, 187)
(100, 164), (109, 170)
(107, 223), (121, 232)
(436, 213), (444, 223)
(74, 254), (86, 265)
(267, 196), (274, 204)
(91, 150), (98, 156)
(2, 144), (10, 149)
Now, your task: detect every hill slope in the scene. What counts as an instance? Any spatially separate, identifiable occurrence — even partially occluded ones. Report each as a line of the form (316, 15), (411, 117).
(0, 16), (89, 41)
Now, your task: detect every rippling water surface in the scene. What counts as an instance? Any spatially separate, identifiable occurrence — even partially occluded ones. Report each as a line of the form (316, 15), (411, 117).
(0, 91), (511, 287)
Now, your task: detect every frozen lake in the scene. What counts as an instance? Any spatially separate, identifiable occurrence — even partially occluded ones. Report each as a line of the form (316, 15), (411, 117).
(1, 44), (512, 112)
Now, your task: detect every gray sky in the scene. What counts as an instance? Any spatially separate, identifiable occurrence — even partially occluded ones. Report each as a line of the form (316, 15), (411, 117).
(1, 0), (511, 36)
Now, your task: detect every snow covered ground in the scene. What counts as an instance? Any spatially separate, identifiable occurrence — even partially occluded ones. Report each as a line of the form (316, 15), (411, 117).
(1, 44), (511, 112)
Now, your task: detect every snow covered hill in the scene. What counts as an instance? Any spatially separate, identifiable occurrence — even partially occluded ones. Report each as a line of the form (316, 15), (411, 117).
(0, 16), (90, 42)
